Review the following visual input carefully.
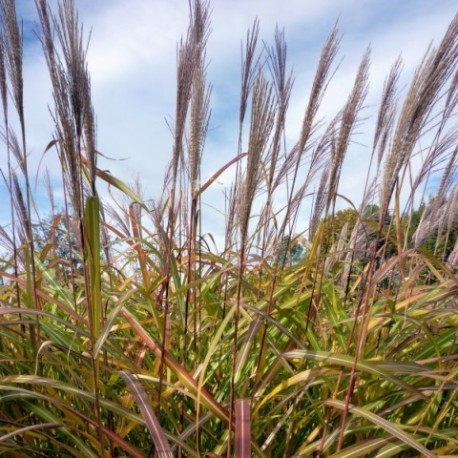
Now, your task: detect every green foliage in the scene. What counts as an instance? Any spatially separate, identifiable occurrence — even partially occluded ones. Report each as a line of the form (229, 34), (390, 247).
(320, 207), (359, 250)
(276, 235), (306, 265)
(409, 203), (458, 260)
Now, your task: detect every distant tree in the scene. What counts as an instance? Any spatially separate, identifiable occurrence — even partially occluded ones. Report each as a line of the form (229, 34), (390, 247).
(410, 202), (458, 260)
(320, 208), (359, 252)
(356, 203), (456, 261)
(276, 235), (306, 266)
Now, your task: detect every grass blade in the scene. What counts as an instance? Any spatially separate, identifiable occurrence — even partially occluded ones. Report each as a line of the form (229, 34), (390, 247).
(235, 399), (251, 458)
(325, 400), (437, 458)
(120, 371), (172, 457)
(120, 308), (229, 422)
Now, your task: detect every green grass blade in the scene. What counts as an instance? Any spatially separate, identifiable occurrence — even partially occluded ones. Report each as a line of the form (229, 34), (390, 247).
(84, 196), (102, 340)
(325, 400), (436, 458)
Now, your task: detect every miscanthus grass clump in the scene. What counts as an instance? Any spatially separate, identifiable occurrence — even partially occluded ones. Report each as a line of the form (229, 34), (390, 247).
(0, 1), (457, 456)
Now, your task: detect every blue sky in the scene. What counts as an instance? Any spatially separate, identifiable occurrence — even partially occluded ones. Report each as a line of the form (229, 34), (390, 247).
(1, 0), (457, 241)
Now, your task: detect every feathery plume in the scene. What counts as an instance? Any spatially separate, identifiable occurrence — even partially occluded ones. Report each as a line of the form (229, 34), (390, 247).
(239, 72), (275, 245)
(327, 47), (370, 212)
(374, 56), (402, 169)
(266, 26), (294, 193)
(0, 0), (23, 123)
(0, 35), (7, 117)
(381, 15), (458, 212)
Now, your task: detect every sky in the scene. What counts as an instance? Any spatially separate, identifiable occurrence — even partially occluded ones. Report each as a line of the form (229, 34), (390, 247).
(1, 0), (457, 243)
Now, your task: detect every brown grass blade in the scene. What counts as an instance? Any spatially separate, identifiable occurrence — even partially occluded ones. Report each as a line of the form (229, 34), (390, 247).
(235, 399), (251, 458)
(120, 308), (229, 422)
(195, 152), (247, 198)
(120, 371), (173, 458)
